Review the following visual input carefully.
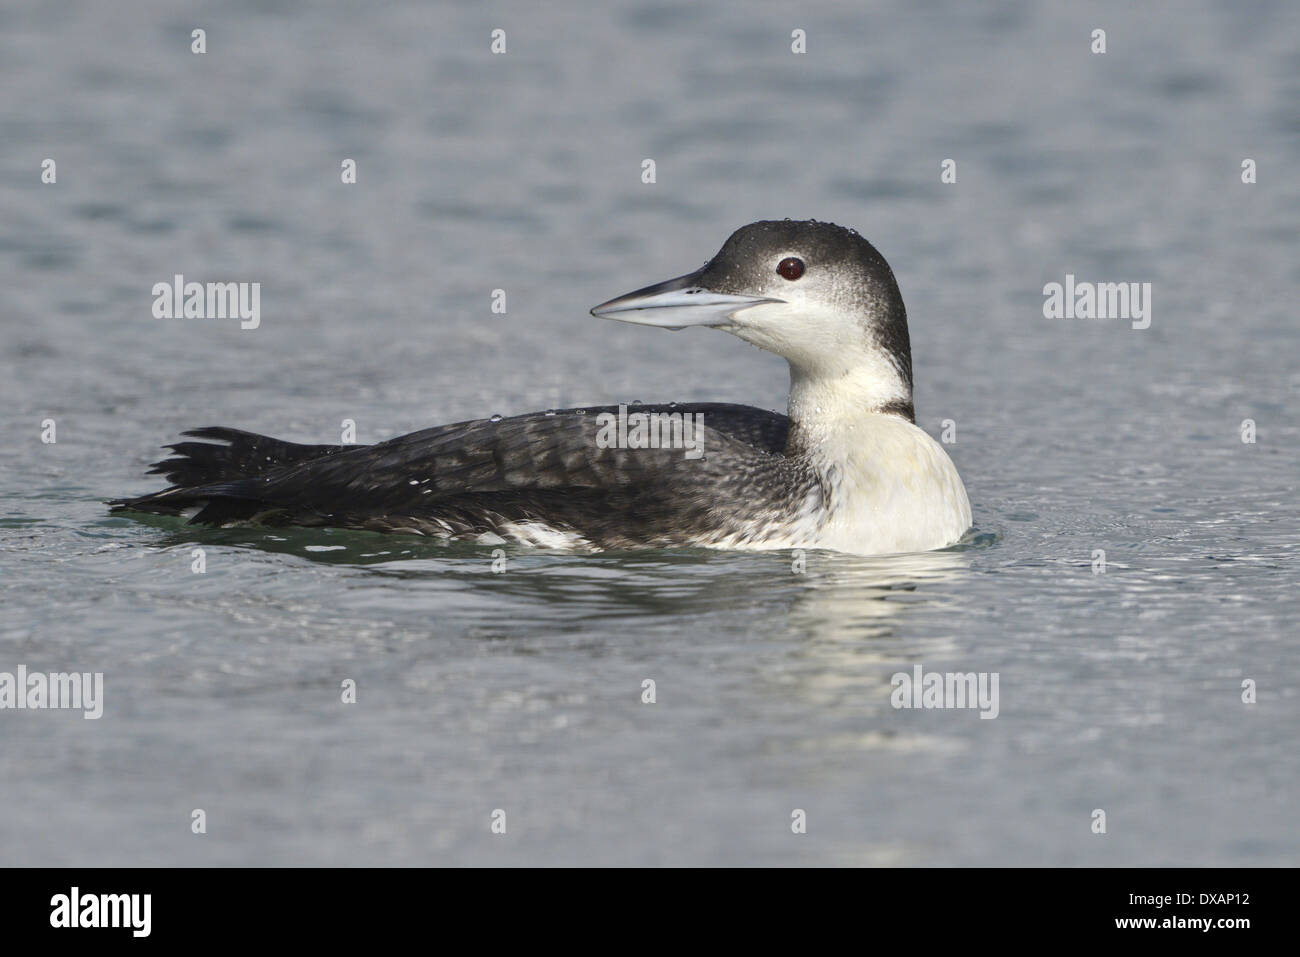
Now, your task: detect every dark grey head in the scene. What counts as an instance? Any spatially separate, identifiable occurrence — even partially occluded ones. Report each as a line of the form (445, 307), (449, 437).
(592, 220), (914, 417)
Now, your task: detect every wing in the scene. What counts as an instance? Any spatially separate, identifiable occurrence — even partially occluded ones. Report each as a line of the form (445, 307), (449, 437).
(112, 404), (807, 544)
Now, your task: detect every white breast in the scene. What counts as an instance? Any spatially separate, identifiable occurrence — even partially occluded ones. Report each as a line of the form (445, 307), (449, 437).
(802, 415), (971, 555)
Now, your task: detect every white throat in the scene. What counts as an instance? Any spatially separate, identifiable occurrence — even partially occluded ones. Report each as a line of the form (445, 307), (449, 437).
(728, 299), (912, 430)
(786, 355), (911, 434)
(723, 296), (970, 554)
(782, 357), (970, 555)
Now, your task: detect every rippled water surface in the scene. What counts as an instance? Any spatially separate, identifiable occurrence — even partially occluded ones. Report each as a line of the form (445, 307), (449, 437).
(1, 0), (1297, 865)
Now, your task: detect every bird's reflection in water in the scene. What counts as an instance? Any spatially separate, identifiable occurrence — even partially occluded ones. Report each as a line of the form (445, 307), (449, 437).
(139, 520), (969, 641)
(771, 547), (970, 722)
(788, 548), (969, 642)
(138, 519), (974, 776)
(140, 518), (970, 672)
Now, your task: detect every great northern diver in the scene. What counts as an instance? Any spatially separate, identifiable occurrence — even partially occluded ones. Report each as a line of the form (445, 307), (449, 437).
(112, 220), (971, 555)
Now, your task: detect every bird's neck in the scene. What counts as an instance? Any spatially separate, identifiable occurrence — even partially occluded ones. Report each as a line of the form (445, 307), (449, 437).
(785, 357), (914, 457)
(781, 357), (971, 555)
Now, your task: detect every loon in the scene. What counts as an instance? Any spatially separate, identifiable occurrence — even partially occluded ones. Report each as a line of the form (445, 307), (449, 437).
(111, 220), (971, 555)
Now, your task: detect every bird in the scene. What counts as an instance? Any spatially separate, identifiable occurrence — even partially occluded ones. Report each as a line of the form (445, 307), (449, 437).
(111, 220), (971, 555)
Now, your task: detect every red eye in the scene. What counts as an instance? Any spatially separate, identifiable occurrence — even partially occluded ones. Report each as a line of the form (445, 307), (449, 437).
(777, 257), (804, 280)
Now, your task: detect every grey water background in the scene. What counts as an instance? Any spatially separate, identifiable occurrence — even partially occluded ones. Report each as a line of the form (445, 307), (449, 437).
(1, 0), (1297, 866)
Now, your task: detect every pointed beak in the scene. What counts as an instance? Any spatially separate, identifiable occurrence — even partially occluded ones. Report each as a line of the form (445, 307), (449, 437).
(590, 269), (783, 330)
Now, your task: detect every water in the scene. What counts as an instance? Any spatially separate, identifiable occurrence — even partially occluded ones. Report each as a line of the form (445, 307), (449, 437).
(2, 0), (1297, 865)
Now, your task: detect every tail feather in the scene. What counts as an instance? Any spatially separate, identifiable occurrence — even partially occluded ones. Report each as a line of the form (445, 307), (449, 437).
(111, 427), (348, 519)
